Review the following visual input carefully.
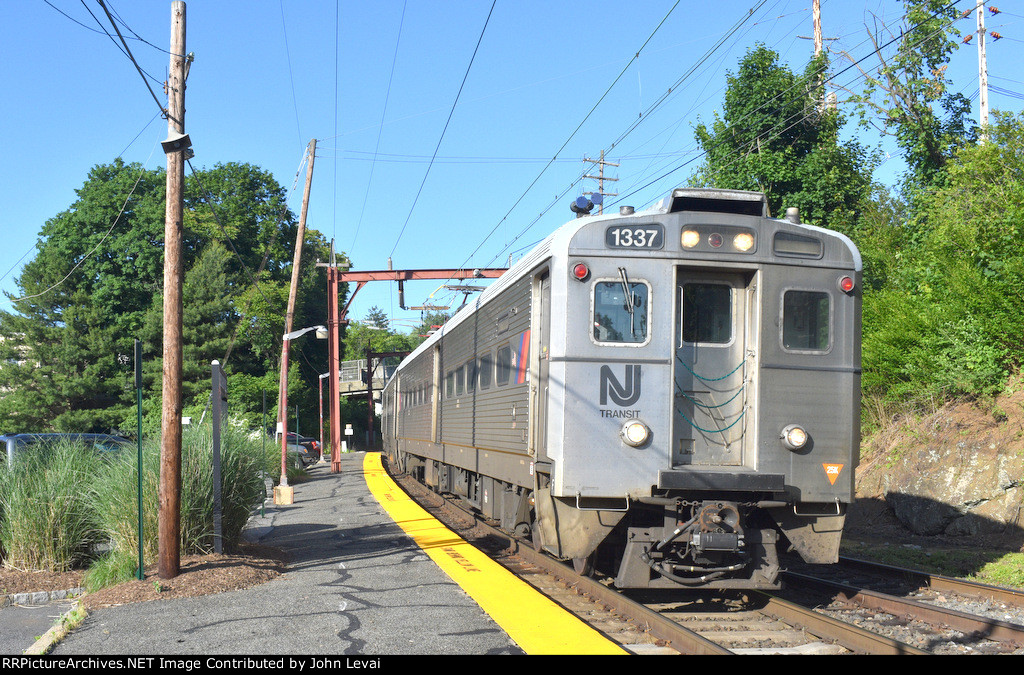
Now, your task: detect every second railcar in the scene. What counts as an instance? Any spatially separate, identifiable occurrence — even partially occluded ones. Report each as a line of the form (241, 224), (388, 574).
(383, 187), (860, 590)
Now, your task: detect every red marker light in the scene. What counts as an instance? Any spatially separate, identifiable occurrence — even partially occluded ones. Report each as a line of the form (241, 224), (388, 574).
(572, 263), (590, 281)
(839, 276), (855, 293)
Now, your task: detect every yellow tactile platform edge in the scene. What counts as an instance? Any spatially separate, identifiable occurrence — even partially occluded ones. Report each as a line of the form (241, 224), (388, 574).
(362, 452), (627, 655)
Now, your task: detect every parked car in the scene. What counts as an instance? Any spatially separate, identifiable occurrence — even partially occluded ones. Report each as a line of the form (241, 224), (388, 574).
(263, 434), (317, 469)
(1, 433), (132, 468)
(285, 432), (320, 461)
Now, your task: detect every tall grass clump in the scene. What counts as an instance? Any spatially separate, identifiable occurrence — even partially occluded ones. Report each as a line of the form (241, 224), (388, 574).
(178, 424), (268, 553)
(90, 423), (268, 568)
(0, 441), (105, 572)
(89, 437), (160, 564)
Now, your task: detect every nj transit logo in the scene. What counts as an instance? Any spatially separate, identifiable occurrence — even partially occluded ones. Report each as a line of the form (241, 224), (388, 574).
(600, 365), (642, 406)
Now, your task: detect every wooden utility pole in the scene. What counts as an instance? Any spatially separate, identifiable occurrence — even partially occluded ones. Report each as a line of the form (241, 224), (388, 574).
(283, 139), (316, 342)
(977, 0), (989, 139)
(274, 139), (316, 503)
(582, 151), (618, 215)
(812, 0), (822, 56)
(159, 0), (187, 580)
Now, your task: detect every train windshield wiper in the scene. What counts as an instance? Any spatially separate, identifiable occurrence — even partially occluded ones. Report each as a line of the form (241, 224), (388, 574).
(618, 267), (636, 337)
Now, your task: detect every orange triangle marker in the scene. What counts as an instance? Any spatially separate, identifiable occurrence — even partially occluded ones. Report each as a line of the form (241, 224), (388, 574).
(823, 463), (844, 485)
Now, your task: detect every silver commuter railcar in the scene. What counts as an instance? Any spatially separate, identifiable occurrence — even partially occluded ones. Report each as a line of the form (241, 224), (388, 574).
(382, 187), (860, 590)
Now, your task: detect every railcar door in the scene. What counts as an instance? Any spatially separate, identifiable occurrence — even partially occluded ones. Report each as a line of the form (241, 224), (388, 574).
(530, 270), (551, 460)
(673, 272), (755, 467)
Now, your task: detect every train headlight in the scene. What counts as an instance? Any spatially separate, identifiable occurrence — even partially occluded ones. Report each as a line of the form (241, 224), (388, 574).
(621, 420), (650, 447)
(733, 232), (754, 252)
(681, 230), (700, 249)
(780, 424), (808, 451)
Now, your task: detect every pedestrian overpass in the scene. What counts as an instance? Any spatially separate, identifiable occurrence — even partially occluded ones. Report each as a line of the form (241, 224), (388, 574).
(337, 358), (398, 396)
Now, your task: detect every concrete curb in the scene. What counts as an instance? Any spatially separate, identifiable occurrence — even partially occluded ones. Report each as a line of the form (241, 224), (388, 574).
(1, 587), (84, 608)
(24, 601), (84, 655)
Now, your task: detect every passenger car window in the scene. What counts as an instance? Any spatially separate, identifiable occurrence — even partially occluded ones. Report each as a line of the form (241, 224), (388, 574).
(593, 281), (648, 343)
(496, 345), (511, 385)
(479, 353), (492, 390)
(783, 290), (830, 351)
(682, 283), (731, 344)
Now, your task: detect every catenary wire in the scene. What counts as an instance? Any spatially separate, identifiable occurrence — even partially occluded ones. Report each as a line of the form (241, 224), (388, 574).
(388, 0), (497, 261)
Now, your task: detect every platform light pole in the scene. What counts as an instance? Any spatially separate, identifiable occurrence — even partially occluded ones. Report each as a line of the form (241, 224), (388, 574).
(274, 325), (327, 505)
(318, 372), (330, 463)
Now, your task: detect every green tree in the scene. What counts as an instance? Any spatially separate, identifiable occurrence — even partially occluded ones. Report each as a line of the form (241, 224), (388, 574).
(861, 112), (1024, 403)
(342, 306), (417, 362)
(845, 0), (977, 197)
(0, 159), (337, 435)
(0, 160), (165, 431)
(692, 46), (874, 233)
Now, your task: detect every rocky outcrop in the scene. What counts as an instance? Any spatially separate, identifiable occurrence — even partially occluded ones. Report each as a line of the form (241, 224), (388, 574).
(855, 392), (1024, 539)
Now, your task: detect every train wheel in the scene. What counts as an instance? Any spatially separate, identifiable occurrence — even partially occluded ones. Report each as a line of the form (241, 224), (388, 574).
(530, 519), (544, 553)
(572, 555), (594, 577)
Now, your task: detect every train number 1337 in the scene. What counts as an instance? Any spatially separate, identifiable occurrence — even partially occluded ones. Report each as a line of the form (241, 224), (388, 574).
(605, 224), (664, 249)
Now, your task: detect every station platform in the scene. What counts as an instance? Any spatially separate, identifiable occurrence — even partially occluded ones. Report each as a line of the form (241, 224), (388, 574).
(38, 451), (626, 656)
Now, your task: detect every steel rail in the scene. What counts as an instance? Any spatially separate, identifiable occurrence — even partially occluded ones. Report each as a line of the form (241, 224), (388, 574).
(839, 556), (1024, 609)
(756, 591), (930, 655)
(384, 458), (933, 654)
(783, 569), (1024, 648)
(507, 538), (733, 655)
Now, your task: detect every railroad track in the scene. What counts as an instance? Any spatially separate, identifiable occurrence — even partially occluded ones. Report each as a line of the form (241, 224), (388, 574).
(383, 459), (951, 654)
(780, 556), (1024, 654)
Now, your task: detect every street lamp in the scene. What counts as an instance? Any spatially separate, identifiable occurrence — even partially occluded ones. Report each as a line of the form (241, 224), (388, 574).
(274, 324), (327, 505)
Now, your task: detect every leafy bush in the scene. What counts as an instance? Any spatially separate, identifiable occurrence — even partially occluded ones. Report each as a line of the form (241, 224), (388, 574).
(859, 112), (1024, 407)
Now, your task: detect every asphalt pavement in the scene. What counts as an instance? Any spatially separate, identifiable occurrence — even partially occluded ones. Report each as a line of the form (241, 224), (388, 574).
(10, 452), (521, 656)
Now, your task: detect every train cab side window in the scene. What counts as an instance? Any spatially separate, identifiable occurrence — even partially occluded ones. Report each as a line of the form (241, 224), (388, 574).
(496, 345), (512, 385)
(593, 281), (649, 343)
(782, 290), (830, 351)
(682, 283), (732, 344)
(455, 366), (465, 396)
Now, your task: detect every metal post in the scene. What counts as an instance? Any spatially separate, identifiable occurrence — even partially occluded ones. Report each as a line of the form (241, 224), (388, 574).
(318, 372), (327, 462)
(211, 360), (225, 554)
(277, 337), (291, 493)
(135, 339), (144, 580)
(328, 262), (342, 472)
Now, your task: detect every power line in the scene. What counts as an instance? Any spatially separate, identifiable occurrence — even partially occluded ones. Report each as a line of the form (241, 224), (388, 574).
(388, 0), (497, 261)
(352, 0), (408, 262)
(471, 0), (969, 279)
(278, 0), (304, 148)
(463, 0), (769, 274)
(448, 0), (692, 279)
(615, 0), (973, 206)
(95, 0), (171, 121)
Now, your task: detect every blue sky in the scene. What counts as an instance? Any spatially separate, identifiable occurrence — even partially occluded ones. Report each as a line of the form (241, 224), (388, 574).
(2, 1), (1020, 333)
